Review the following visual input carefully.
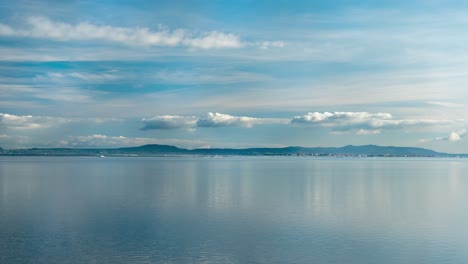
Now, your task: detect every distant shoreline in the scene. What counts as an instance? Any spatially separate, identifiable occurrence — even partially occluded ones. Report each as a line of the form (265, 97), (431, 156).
(1, 144), (466, 158)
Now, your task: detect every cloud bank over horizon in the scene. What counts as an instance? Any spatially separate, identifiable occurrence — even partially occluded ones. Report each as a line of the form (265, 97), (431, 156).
(291, 112), (453, 135)
(0, 110), (464, 150)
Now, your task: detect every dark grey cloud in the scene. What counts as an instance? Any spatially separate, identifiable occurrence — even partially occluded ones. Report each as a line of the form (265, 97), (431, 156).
(141, 115), (198, 130)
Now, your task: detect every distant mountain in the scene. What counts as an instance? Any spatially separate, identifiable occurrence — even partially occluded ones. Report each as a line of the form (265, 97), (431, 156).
(0, 144), (461, 157)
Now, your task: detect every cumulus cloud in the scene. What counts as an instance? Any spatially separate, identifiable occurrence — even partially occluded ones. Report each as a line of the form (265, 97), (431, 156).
(421, 129), (467, 143)
(0, 17), (282, 50)
(291, 112), (452, 134)
(142, 112), (286, 130)
(197, 112), (268, 128)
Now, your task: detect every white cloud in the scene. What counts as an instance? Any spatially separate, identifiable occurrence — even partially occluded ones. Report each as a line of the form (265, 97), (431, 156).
(33, 72), (121, 84)
(184, 31), (243, 49)
(255, 41), (286, 49)
(0, 113), (120, 131)
(449, 131), (462, 142)
(426, 101), (465, 108)
(0, 113), (70, 130)
(197, 112), (269, 128)
(196, 113), (240, 128)
(421, 129), (467, 143)
(142, 112), (287, 130)
(0, 84), (92, 103)
(0, 17), (281, 50)
(68, 72), (118, 82)
(291, 112), (452, 134)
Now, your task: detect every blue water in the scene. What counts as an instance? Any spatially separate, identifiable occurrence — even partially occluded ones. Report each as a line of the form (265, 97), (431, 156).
(1, 157), (467, 263)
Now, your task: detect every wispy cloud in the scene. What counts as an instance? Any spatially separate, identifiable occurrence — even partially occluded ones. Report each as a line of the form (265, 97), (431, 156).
(426, 101), (465, 108)
(0, 84), (93, 103)
(142, 112), (288, 130)
(0, 113), (71, 130)
(0, 17), (282, 50)
(255, 41), (285, 49)
(291, 112), (452, 134)
(35, 72), (120, 83)
(0, 113), (119, 131)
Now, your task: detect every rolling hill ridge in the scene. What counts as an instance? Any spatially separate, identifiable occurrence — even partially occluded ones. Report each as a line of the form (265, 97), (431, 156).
(0, 144), (463, 157)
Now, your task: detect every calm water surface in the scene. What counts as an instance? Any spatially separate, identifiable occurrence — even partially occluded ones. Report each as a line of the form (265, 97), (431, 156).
(1, 157), (467, 263)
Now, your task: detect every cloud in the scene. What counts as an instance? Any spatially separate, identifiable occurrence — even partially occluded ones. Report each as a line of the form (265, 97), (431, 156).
(35, 72), (120, 83)
(183, 31), (243, 49)
(256, 41), (286, 49)
(0, 84), (92, 103)
(449, 131), (463, 142)
(0, 113), (119, 131)
(421, 129), (467, 143)
(426, 101), (465, 108)
(57, 134), (210, 149)
(0, 17), (281, 50)
(142, 112), (287, 130)
(141, 115), (198, 130)
(142, 111), (455, 133)
(197, 112), (269, 128)
(291, 112), (452, 134)
(0, 113), (70, 130)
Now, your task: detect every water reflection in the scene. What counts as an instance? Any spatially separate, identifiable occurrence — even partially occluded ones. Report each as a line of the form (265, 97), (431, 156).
(0, 157), (468, 263)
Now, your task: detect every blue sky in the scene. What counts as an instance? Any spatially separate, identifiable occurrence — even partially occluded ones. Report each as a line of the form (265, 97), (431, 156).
(1, 0), (468, 152)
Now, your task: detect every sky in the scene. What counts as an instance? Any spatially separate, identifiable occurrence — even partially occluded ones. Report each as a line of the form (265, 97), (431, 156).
(1, 0), (468, 153)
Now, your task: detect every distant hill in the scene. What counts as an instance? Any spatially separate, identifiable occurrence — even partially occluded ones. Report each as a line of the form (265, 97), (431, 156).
(189, 145), (446, 156)
(0, 144), (462, 157)
(118, 144), (187, 153)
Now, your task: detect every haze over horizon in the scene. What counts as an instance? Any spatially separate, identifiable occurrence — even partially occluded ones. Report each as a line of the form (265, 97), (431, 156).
(1, 0), (468, 153)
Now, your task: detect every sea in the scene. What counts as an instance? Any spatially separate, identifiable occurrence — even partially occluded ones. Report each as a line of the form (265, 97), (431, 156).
(1, 156), (467, 263)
